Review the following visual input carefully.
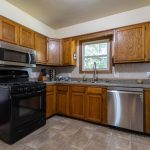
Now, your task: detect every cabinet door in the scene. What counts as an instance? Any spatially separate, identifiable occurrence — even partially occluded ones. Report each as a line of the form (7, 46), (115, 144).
(46, 92), (56, 118)
(102, 88), (107, 124)
(57, 91), (69, 115)
(145, 23), (150, 61)
(70, 40), (76, 65)
(70, 92), (85, 119)
(62, 38), (76, 65)
(46, 85), (56, 118)
(144, 89), (150, 134)
(114, 24), (145, 63)
(63, 38), (71, 65)
(34, 33), (47, 64)
(85, 94), (102, 123)
(0, 16), (19, 44)
(47, 39), (61, 65)
(19, 26), (34, 49)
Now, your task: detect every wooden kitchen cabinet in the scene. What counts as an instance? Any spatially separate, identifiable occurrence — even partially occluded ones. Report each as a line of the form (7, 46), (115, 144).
(145, 23), (150, 61)
(34, 33), (47, 64)
(62, 38), (76, 65)
(46, 85), (56, 118)
(70, 86), (86, 119)
(85, 87), (106, 123)
(144, 89), (150, 134)
(0, 16), (19, 45)
(56, 85), (69, 115)
(19, 26), (34, 49)
(47, 39), (62, 65)
(114, 24), (145, 63)
(102, 88), (107, 124)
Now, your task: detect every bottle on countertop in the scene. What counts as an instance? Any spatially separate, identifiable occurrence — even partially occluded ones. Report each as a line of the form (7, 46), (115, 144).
(82, 72), (87, 81)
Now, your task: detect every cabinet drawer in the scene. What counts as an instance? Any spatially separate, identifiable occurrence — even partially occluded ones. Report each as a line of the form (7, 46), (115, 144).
(71, 86), (86, 93)
(57, 85), (68, 92)
(46, 85), (54, 92)
(87, 87), (102, 94)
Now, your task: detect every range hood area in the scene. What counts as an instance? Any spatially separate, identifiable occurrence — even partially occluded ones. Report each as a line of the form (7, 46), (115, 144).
(0, 41), (36, 67)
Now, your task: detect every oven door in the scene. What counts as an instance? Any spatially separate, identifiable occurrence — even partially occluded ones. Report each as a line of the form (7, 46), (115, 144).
(11, 89), (46, 127)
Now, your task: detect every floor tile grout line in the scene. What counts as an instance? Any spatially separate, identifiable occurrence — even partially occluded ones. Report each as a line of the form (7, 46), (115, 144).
(106, 134), (112, 150)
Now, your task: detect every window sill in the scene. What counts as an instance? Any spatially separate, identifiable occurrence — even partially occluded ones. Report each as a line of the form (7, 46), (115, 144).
(79, 69), (112, 74)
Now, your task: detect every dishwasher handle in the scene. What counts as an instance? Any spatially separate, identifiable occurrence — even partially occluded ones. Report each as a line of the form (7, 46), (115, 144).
(107, 90), (143, 95)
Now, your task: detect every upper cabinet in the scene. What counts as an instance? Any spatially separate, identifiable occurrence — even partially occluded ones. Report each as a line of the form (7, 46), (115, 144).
(0, 16), (19, 45)
(145, 23), (150, 61)
(62, 38), (77, 66)
(47, 39), (62, 65)
(19, 26), (34, 49)
(34, 33), (48, 64)
(114, 24), (145, 63)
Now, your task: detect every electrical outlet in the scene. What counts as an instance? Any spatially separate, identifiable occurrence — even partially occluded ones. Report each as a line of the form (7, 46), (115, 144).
(146, 72), (150, 78)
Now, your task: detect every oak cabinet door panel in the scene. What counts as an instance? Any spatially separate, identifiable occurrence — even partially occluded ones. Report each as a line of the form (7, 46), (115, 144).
(0, 16), (19, 44)
(19, 26), (34, 49)
(85, 94), (102, 123)
(35, 33), (47, 64)
(70, 92), (85, 119)
(114, 25), (145, 63)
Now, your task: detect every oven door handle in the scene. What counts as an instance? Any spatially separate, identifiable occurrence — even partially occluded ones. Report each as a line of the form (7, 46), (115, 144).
(36, 89), (46, 94)
(11, 89), (46, 99)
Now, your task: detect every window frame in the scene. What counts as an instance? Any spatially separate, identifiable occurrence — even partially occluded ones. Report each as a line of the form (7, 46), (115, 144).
(79, 37), (112, 74)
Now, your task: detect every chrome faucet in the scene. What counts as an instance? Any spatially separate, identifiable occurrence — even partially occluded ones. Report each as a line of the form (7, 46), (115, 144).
(92, 62), (98, 82)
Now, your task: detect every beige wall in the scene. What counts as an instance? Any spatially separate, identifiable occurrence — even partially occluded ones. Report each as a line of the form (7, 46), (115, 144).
(56, 63), (150, 79)
(56, 42), (150, 79)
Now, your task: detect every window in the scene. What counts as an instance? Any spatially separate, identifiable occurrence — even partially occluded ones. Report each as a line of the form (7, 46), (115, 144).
(80, 39), (111, 73)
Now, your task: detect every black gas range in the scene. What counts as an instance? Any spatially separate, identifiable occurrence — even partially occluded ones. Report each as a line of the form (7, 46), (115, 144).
(0, 70), (46, 144)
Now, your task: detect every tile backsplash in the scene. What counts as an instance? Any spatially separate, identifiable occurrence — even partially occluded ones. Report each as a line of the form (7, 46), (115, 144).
(55, 63), (150, 79)
(1, 62), (150, 80)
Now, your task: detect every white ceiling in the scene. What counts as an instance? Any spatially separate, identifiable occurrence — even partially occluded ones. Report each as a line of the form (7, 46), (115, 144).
(7, 0), (150, 29)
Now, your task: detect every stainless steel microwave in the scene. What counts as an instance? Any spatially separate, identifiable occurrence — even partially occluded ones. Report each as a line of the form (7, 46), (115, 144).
(0, 41), (36, 67)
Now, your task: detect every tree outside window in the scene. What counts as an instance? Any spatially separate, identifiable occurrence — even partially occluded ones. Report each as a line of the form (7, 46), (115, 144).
(81, 39), (111, 72)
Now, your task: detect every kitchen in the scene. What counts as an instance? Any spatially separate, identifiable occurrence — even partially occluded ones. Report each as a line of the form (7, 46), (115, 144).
(0, 0), (150, 149)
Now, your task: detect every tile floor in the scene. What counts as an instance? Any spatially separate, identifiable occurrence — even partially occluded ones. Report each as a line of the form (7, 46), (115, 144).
(0, 115), (150, 150)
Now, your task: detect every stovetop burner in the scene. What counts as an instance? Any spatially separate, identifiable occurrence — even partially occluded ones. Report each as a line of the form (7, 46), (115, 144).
(0, 70), (46, 94)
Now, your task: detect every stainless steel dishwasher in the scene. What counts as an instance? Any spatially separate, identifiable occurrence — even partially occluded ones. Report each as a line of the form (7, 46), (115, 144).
(107, 87), (143, 132)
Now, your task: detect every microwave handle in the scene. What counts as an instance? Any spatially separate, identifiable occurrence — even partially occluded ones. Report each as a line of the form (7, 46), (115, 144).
(28, 53), (31, 64)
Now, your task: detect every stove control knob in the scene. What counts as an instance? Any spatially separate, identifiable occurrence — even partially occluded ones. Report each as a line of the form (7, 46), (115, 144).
(19, 88), (23, 93)
(25, 87), (28, 92)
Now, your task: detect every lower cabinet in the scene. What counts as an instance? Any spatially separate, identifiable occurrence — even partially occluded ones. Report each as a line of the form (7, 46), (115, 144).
(70, 86), (85, 119)
(46, 84), (107, 125)
(69, 85), (107, 124)
(85, 87), (107, 123)
(85, 94), (102, 123)
(46, 85), (56, 118)
(56, 85), (69, 115)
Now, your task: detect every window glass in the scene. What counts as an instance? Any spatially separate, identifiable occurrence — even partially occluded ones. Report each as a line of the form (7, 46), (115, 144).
(82, 39), (110, 71)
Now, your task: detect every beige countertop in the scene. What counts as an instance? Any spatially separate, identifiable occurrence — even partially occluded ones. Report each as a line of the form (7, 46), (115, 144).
(44, 80), (150, 88)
